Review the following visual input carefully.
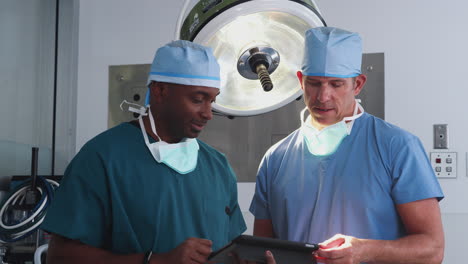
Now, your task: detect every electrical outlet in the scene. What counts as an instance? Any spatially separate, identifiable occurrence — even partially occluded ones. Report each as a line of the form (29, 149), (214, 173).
(430, 152), (456, 178)
(433, 124), (448, 149)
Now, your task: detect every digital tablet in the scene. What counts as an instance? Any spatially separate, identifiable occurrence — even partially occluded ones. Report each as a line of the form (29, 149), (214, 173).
(208, 235), (319, 264)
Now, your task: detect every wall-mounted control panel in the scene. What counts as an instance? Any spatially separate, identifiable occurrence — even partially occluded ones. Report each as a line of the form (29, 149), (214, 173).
(430, 152), (456, 178)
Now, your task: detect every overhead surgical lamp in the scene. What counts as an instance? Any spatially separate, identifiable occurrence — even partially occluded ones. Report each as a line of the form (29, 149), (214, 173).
(177, 0), (326, 116)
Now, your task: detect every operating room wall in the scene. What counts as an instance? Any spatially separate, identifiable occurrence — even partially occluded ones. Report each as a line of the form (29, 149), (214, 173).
(75, 0), (467, 262)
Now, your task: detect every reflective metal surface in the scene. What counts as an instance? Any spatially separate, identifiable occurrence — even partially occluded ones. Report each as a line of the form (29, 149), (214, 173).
(108, 64), (149, 128)
(108, 53), (384, 182)
(357, 53), (385, 121)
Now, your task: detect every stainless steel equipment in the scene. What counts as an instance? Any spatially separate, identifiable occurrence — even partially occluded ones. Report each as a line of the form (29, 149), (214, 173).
(108, 53), (384, 182)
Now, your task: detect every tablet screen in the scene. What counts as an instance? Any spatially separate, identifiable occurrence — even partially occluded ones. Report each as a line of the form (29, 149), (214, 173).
(209, 235), (318, 264)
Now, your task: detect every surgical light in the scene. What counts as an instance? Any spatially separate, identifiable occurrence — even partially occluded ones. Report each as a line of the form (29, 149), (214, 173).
(179, 0), (326, 116)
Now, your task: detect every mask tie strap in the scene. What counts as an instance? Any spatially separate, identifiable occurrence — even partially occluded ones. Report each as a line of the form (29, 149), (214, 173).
(356, 99), (365, 115)
(138, 116), (151, 145)
(344, 99), (365, 135)
(147, 106), (162, 142)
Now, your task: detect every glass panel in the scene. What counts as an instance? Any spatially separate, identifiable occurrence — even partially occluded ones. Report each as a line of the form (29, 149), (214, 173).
(0, 0), (57, 190)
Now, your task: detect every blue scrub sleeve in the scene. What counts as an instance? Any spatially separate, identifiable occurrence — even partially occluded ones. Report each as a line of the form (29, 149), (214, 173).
(249, 155), (271, 220)
(390, 135), (444, 204)
(227, 164), (247, 240)
(41, 145), (111, 248)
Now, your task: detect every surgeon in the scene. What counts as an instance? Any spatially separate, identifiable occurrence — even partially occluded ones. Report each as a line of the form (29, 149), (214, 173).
(249, 27), (445, 264)
(41, 40), (247, 264)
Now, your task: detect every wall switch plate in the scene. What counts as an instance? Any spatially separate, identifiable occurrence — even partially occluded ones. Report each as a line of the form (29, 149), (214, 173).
(430, 152), (456, 178)
(433, 124), (448, 149)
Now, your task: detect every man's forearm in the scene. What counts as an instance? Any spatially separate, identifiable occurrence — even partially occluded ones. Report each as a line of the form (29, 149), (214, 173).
(47, 254), (148, 264)
(47, 234), (214, 264)
(47, 234), (151, 264)
(253, 219), (275, 238)
(361, 233), (444, 264)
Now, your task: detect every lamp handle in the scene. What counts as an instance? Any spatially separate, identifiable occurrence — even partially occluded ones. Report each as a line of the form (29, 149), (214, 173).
(310, 0), (323, 16)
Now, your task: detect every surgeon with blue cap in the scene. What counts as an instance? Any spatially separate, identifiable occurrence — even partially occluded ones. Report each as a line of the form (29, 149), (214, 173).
(41, 40), (253, 264)
(250, 27), (444, 264)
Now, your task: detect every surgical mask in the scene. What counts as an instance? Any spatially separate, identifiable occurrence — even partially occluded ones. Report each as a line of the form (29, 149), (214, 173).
(301, 99), (364, 156)
(138, 106), (199, 174)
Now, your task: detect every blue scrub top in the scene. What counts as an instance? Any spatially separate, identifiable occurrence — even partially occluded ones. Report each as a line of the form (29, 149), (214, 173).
(41, 122), (246, 254)
(249, 113), (443, 244)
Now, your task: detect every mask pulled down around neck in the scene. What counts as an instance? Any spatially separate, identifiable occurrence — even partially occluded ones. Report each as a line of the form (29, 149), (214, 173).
(138, 106), (199, 174)
(301, 100), (364, 156)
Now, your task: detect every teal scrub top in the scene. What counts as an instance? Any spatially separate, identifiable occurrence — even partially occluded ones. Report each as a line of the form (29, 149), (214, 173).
(41, 122), (246, 254)
(250, 113), (443, 244)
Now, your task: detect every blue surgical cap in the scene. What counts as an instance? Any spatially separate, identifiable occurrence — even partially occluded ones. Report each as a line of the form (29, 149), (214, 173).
(302, 27), (362, 78)
(145, 40), (220, 105)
